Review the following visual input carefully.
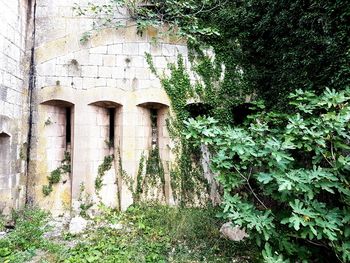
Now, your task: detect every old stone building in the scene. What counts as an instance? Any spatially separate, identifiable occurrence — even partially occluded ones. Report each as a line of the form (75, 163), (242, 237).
(0, 0), (189, 216)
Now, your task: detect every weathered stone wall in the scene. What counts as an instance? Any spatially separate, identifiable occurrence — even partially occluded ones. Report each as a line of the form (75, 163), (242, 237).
(0, 0), (31, 214)
(27, 0), (189, 215)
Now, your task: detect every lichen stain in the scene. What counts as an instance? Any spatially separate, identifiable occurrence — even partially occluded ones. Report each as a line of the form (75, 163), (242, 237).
(61, 188), (71, 208)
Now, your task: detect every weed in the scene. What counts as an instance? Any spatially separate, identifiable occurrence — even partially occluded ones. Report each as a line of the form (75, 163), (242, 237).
(78, 183), (94, 218)
(0, 207), (59, 263)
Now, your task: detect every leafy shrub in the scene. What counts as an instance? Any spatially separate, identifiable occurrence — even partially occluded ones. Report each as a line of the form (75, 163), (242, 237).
(185, 88), (350, 262)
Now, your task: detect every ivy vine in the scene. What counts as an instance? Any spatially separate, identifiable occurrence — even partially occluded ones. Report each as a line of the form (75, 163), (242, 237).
(42, 151), (71, 197)
(95, 155), (114, 193)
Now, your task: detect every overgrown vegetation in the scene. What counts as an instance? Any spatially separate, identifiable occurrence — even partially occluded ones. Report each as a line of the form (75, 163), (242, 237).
(0, 208), (59, 263)
(73, 0), (221, 44)
(43, 151), (71, 196)
(62, 204), (255, 262)
(78, 183), (94, 218)
(0, 206), (256, 262)
(134, 148), (166, 203)
(147, 53), (210, 205)
(186, 88), (350, 262)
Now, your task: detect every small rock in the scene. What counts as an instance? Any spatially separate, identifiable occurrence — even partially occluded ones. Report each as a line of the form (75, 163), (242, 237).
(108, 223), (123, 230)
(0, 231), (7, 239)
(220, 222), (248, 241)
(69, 216), (88, 235)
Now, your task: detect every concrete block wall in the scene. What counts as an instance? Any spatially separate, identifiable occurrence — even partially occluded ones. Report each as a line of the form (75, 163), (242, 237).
(0, 0), (31, 214)
(27, 0), (190, 214)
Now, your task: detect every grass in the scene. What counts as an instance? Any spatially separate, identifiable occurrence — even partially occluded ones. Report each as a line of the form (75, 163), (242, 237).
(0, 204), (257, 263)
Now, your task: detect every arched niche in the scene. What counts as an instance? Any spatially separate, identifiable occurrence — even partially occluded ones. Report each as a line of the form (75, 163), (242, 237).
(41, 99), (74, 107)
(0, 132), (10, 137)
(40, 99), (74, 149)
(231, 103), (256, 125)
(136, 102), (170, 203)
(87, 101), (122, 208)
(137, 102), (169, 150)
(89, 101), (122, 109)
(0, 132), (11, 181)
(185, 103), (213, 118)
(88, 101), (123, 149)
(38, 99), (74, 214)
(137, 102), (169, 109)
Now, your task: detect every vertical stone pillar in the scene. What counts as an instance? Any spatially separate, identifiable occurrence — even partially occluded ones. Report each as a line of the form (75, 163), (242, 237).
(119, 93), (137, 210)
(71, 103), (91, 210)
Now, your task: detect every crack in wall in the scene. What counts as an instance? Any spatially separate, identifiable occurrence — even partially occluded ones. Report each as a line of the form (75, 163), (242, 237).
(25, 0), (37, 205)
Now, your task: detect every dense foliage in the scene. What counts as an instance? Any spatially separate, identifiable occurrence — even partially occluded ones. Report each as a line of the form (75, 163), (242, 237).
(185, 88), (350, 262)
(202, 0), (350, 109)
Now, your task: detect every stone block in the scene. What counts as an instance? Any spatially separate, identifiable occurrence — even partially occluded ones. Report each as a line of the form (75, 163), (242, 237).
(154, 56), (168, 68)
(73, 49), (90, 65)
(89, 46), (107, 54)
(138, 43), (150, 55)
(82, 66), (98, 77)
(82, 77), (96, 89)
(71, 77), (83, 90)
(102, 55), (116, 67)
(88, 54), (103, 66)
(98, 66), (113, 78)
(107, 44), (123, 55)
(150, 44), (162, 56)
(131, 56), (145, 68)
(116, 78), (130, 90)
(162, 44), (175, 57)
(134, 68), (150, 80)
(123, 43), (139, 55)
(115, 55), (129, 67)
(106, 78), (117, 88)
(111, 66), (126, 79)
